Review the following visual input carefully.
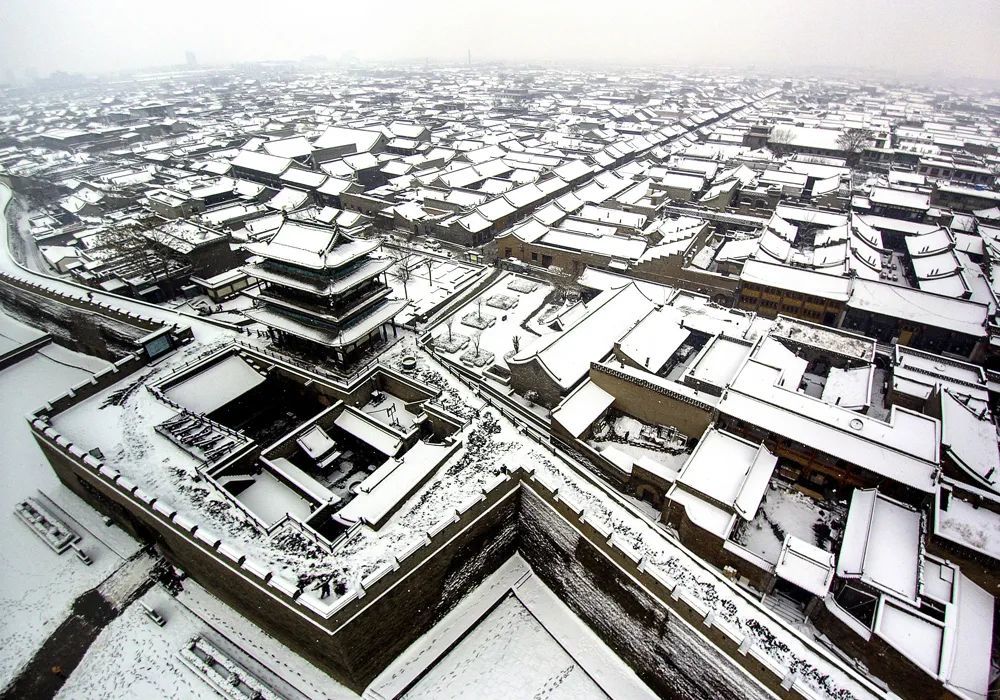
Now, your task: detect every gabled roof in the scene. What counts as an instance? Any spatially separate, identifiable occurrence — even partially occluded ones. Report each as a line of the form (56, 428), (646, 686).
(245, 219), (378, 271)
(231, 150), (292, 176)
(837, 489), (922, 603)
(313, 125), (384, 153)
(508, 283), (656, 391)
(940, 389), (1000, 493)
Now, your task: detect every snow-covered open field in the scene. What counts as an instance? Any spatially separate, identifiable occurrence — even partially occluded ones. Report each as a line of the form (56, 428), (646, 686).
(57, 581), (358, 700)
(0, 331), (140, 687)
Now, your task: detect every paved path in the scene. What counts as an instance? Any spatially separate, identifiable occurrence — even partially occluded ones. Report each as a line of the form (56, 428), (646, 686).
(1, 552), (156, 699)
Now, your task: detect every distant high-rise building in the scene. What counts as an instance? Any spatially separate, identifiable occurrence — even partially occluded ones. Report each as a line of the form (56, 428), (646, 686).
(186, 50), (197, 67)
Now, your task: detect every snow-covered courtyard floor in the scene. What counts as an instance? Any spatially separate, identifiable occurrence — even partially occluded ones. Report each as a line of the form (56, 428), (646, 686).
(431, 272), (553, 372)
(382, 251), (486, 326)
(373, 555), (654, 700)
(405, 595), (610, 700)
(734, 482), (845, 564)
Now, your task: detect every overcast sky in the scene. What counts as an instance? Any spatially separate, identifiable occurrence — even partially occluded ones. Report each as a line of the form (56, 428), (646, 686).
(2, 0), (998, 82)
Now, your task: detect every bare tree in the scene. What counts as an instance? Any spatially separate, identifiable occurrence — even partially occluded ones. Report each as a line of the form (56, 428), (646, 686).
(837, 128), (873, 163)
(95, 223), (172, 287)
(769, 126), (795, 157)
(511, 334), (521, 354)
(445, 316), (454, 342)
(471, 331), (482, 358)
(390, 255), (413, 299)
(425, 258), (434, 284)
(475, 296), (484, 321)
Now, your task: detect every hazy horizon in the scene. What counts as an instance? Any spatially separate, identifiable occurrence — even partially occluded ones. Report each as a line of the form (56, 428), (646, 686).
(2, 0), (999, 84)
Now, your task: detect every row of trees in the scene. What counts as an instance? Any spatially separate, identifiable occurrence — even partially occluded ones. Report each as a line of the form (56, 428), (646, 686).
(94, 223), (176, 285)
(389, 251), (435, 299)
(768, 125), (873, 163)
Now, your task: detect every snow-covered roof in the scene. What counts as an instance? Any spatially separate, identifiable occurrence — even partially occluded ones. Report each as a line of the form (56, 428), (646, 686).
(262, 136), (313, 160)
(509, 284), (655, 391)
(672, 427), (776, 520)
(537, 229), (646, 261)
(336, 441), (456, 527)
(770, 316), (875, 361)
(685, 335), (753, 390)
(266, 187), (310, 212)
(774, 535), (835, 597)
(774, 204), (847, 229)
(720, 359), (940, 493)
(821, 366), (872, 411)
(869, 186), (930, 211)
(893, 346), (987, 406)
(314, 125), (384, 153)
(615, 307), (691, 374)
(939, 390), (1000, 493)
(334, 406), (404, 457)
(230, 150), (292, 176)
(740, 259), (852, 301)
(246, 296), (404, 346)
(550, 381), (615, 439)
(577, 204), (646, 230)
(245, 220), (378, 271)
(163, 354), (265, 415)
(836, 489), (922, 602)
(281, 168), (327, 189)
(847, 280), (988, 338)
(873, 568), (993, 700)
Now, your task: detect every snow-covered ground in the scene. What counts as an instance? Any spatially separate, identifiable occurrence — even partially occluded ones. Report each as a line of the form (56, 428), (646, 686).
(937, 495), (1000, 560)
(0, 336), (140, 687)
(588, 413), (690, 477)
(588, 439), (688, 472)
(173, 581), (358, 700)
(431, 272), (553, 371)
(55, 588), (213, 700)
(0, 310), (46, 354)
(735, 483), (844, 564)
(375, 555), (653, 700)
(405, 595), (609, 699)
(382, 251), (484, 326)
(170, 292), (256, 327)
(57, 580), (359, 700)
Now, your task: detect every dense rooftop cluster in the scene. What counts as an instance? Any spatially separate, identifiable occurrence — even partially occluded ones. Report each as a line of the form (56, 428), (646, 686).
(1, 63), (999, 700)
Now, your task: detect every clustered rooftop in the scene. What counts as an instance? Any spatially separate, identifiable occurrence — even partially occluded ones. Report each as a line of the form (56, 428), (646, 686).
(3, 63), (1000, 700)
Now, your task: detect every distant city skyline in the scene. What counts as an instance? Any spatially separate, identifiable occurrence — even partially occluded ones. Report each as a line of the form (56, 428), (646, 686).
(1, 0), (999, 84)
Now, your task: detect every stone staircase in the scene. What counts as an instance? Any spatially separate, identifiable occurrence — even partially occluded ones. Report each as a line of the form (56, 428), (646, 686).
(762, 591), (807, 625)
